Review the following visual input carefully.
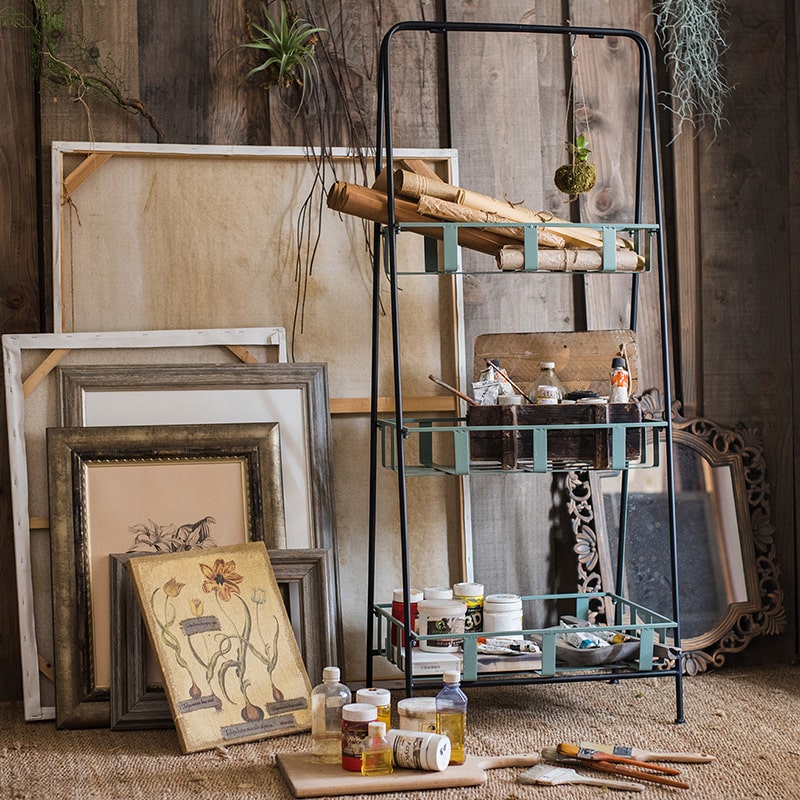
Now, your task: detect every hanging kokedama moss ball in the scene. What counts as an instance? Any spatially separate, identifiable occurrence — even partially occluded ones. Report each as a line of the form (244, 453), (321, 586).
(554, 133), (597, 195)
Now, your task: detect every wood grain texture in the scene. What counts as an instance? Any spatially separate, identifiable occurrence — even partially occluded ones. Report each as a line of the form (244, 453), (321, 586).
(0, 4), (40, 701)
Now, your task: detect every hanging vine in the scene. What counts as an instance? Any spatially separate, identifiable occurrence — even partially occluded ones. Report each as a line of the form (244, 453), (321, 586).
(0, 0), (163, 141)
(653, 0), (733, 140)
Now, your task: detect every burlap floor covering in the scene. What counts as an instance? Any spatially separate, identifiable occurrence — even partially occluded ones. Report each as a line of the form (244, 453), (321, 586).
(2, 665), (800, 800)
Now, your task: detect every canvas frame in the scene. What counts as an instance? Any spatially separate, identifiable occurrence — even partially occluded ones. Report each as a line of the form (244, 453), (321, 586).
(110, 548), (337, 730)
(2, 327), (286, 721)
(47, 422), (286, 729)
(128, 541), (312, 753)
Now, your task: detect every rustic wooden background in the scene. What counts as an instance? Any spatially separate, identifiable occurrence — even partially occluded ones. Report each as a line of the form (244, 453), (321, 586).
(0, 0), (796, 700)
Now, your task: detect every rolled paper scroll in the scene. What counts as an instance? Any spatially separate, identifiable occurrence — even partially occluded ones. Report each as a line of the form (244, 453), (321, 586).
(496, 244), (642, 272)
(327, 181), (520, 256)
(417, 194), (566, 249)
(394, 169), (633, 252)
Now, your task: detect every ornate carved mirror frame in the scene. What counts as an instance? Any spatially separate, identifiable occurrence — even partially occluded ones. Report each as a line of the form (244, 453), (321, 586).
(568, 390), (785, 674)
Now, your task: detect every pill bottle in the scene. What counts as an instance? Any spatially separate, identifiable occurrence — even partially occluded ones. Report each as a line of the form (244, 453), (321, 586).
(482, 594), (524, 639)
(391, 588), (424, 646)
(361, 721), (393, 776)
(416, 598), (466, 652)
(341, 703), (377, 771)
(356, 687), (391, 730)
(385, 728), (452, 772)
(397, 697), (437, 732)
(452, 582), (484, 632)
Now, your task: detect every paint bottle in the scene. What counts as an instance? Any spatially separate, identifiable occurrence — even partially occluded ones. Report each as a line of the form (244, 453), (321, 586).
(435, 670), (468, 766)
(452, 582), (484, 632)
(391, 587), (424, 646)
(385, 728), (452, 771)
(356, 687), (391, 730)
(416, 598), (467, 652)
(528, 361), (565, 404)
(341, 703), (377, 771)
(310, 666), (351, 764)
(609, 356), (630, 403)
(361, 721), (393, 776)
(482, 594), (524, 639)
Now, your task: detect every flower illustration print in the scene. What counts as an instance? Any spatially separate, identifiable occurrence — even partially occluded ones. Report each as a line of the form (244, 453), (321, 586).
(200, 558), (244, 602)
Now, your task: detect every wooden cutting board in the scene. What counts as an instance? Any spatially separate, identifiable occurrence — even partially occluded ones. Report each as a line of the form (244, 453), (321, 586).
(276, 752), (540, 797)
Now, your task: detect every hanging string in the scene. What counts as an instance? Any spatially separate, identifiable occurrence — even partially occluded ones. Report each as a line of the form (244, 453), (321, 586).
(562, 33), (594, 165)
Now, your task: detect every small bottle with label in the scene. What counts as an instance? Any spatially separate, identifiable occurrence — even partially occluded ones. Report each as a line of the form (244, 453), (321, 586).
(528, 361), (565, 404)
(361, 721), (393, 776)
(435, 670), (468, 765)
(341, 703), (378, 771)
(310, 666), (351, 764)
(609, 356), (630, 403)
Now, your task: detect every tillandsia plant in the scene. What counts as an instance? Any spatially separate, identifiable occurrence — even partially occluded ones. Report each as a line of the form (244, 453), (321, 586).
(554, 133), (597, 195)
(239, 1), (325, 112)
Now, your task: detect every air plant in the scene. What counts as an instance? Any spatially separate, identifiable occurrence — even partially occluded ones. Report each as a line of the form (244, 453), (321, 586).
(239, 1), (325, 112)
(554, 133), (597, 195)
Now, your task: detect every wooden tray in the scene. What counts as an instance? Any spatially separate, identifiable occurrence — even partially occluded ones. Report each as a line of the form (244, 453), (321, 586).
(276, 752), (540, 797)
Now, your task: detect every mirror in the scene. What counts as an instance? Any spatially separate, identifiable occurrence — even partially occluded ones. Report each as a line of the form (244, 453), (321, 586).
(568, 390), (785, 674)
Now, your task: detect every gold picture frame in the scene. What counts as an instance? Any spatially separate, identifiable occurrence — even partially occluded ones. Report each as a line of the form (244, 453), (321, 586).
(47, 422), (285, 728)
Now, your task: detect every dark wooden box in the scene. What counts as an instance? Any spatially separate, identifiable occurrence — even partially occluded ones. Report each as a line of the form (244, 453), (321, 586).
(467, 402), (642, 469)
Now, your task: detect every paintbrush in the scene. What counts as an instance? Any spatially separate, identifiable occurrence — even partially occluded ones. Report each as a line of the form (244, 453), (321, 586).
(579, 740), (715, 763)
(518, 763), (644, 792)
(428, 374), (480, 406)
(557, 742), (683, 775)
(541, 746), (690, 790)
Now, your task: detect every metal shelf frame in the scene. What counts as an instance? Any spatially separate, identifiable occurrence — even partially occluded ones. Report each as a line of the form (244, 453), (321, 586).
(365, 20), (684, 724)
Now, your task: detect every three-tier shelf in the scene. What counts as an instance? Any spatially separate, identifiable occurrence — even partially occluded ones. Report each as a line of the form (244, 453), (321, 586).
(365, 20), (684, 723)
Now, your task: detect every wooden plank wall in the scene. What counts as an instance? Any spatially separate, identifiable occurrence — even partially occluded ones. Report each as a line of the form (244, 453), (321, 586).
(0, 0), (797, 700)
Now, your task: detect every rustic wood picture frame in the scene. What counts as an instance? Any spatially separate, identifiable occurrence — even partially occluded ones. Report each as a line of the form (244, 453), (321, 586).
(47, 422), (285, 729)
(110, 548), (338, 730)
(1, 327), (286, 722)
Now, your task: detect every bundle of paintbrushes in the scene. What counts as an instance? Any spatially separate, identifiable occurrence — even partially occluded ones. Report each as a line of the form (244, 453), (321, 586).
(540, 742), (691, 790)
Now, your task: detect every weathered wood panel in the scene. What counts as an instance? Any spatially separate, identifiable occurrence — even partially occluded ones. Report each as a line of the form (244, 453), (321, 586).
(695, 4), (794, 663)
(0, 1), (39, 701)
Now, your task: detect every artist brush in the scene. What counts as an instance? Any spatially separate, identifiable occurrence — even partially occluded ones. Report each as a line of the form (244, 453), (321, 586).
(557, 742), (682, 775)
(541, 747), (690, 790)
(579, 740), (715, 763)
(428, 374), (479, 406)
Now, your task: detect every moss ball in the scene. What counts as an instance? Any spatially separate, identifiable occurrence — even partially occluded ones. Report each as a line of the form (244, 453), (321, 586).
(554, 163), (597, 194)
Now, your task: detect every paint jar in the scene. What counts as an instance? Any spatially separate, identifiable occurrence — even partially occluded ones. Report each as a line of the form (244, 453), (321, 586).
(356, 687), (391, 730)
(528, 361), (565, 404)
(453, 582), (484, 632)
(423, 586), (454, 600)
(391, 588), (424, 646)
(483, 594), (524, 639)
(385, 728), (452, 772)
(416, 598), (466, 652)
(341, 703), (377, 772)
(397, 697), (438, 732)
(609, 356), (630, 403)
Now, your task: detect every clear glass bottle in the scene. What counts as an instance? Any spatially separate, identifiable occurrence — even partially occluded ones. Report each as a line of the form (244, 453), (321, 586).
(310, 666), (351, 764)
(361, 721), (394, 776)
(528, 360), (565, 404)
(435, 670), (467, 765)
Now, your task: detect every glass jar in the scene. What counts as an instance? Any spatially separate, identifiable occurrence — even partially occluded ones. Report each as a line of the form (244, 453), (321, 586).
(528, 361), (565, 404)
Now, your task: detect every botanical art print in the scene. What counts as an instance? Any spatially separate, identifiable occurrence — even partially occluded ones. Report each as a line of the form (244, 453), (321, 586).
(129, 541), (311, 753)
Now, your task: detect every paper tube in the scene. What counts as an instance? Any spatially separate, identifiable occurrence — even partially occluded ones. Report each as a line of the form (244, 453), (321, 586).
(496, 245), (642, 272)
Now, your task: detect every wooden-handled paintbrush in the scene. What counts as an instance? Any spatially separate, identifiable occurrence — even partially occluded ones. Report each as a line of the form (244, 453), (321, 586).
(557, 743), (682, 775)
(579, 740), (715, 763)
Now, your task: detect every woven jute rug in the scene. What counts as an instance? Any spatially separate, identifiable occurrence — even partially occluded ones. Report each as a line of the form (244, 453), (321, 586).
(2, 665), (799, 800)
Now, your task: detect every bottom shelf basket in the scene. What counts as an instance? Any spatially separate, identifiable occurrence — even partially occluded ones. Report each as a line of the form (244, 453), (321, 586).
(373, 592), (679, 684)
